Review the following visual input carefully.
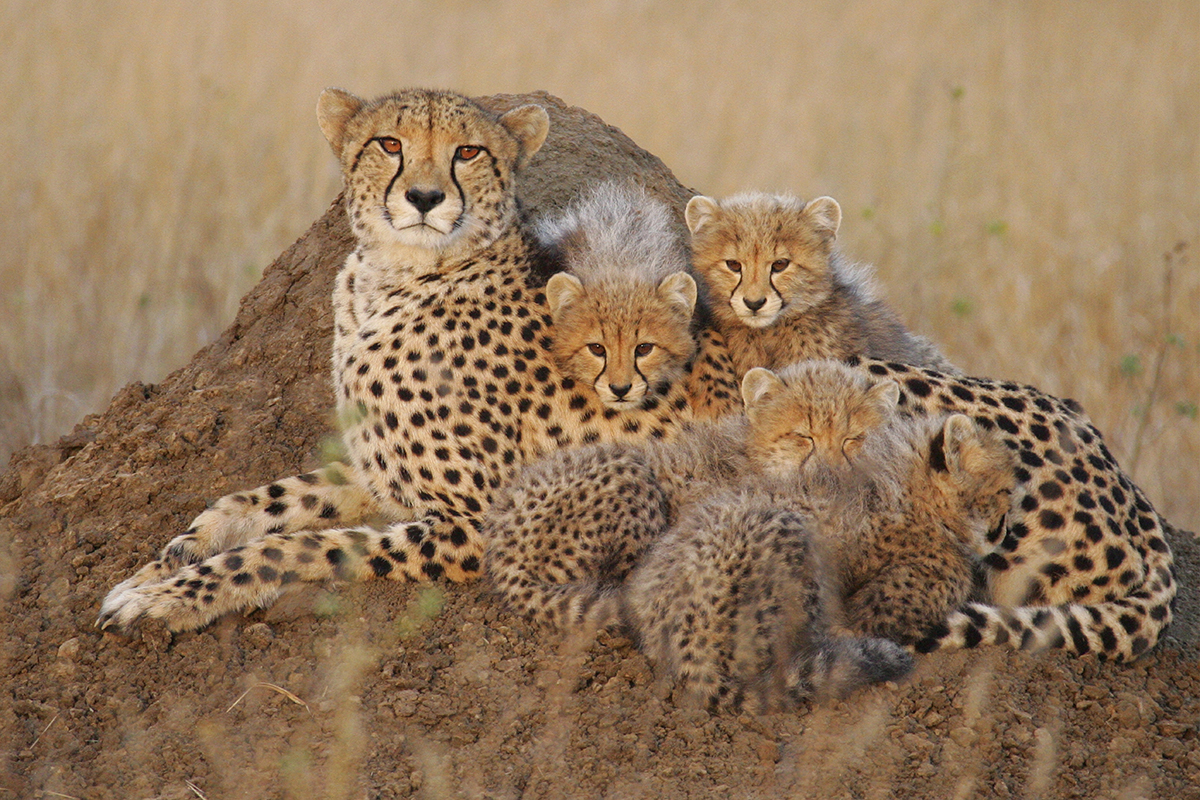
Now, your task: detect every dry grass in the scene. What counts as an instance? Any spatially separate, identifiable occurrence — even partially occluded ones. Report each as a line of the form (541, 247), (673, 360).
(2, 0), (1196, 530)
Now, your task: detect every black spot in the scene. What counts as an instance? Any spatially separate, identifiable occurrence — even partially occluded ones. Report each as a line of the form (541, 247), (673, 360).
(231, 572), (253, 586)
(904, 377), (932, 397)
(1039, 509), (1065, 530)
(267, 484), (286, 498)
(1001, 396), (1026, 412)
(1038, 481), (1064, 500)
(257, 566), (278, 582)
(928, 429), (948, 473)
(1105, 546), (1126, 569)
(369, 556), (392, 577)
(224, 554), (244, 571)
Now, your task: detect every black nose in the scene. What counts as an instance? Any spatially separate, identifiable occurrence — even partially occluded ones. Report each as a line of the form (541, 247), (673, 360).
(743, 297), (767, 311)
(405, 188), (445, 214)
(609, 383), (631, 399)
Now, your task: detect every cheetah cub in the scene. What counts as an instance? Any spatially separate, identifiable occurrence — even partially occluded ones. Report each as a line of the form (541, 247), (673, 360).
(685, 192), (957, 376)
(537, 182), (699, 411)
(624, 381), (1015, 712)
(483, 359), (902, 632)
(836, 412), (1016, 645)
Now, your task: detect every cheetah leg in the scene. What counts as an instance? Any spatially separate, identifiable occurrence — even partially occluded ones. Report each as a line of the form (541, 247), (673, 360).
(109, 463), (381, 594)
(97, 511), (480, 633)
(842, 556), (974, 645)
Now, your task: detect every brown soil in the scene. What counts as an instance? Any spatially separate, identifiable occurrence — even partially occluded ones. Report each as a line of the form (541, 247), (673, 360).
(2, 93), (1198, 800)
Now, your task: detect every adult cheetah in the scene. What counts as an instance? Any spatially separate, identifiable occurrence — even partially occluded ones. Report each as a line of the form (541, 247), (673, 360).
(98, 88), (706, 633)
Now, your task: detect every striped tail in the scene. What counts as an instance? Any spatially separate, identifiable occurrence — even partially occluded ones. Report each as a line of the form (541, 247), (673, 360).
(913, 547), (1176, 663)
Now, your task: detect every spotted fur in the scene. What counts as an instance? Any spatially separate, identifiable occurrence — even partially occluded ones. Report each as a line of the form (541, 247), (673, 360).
(844, 357), (1176, 662)
(98, 88), (710, 633)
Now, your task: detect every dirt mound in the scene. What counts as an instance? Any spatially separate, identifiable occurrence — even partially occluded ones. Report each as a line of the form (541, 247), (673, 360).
(2, 93), (1198, 800)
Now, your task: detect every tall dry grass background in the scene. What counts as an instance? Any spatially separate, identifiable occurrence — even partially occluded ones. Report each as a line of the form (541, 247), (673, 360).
(2, 0), (1196, 531)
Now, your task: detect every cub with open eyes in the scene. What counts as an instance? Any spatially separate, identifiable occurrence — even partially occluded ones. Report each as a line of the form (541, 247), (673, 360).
(538, 182), (699, 412)
(686, 192), (958, 377)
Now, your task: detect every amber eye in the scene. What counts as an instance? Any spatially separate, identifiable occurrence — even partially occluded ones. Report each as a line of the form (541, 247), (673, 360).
(635, 343), (655, 357)
(725, 260), (742, 273)
(377, 137), (402, 154)
(771, 259), (790, 273)
(587, 343), (606, 357)
(456, 145), (482, 161)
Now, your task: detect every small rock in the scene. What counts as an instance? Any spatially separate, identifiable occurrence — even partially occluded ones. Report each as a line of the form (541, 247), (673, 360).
(56, 637), (81, 661)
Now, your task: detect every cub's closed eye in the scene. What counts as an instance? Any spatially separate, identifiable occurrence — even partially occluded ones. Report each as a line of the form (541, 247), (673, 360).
(725, 260), (742, 273)
(587, 343), (606, 357)
(456, 146), (482, 160)
(771, 259), (790, 273)
(635, 343), (655, 357)
(377, 137), (402, 154)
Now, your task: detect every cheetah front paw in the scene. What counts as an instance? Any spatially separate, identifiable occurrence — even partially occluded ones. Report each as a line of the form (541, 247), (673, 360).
(96, 580), (171, 634)
(97, 572), (240, 634)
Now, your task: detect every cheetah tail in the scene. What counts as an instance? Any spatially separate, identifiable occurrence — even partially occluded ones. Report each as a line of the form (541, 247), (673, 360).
(802, 636), (915, 702)
(912, 573), (1176, 663)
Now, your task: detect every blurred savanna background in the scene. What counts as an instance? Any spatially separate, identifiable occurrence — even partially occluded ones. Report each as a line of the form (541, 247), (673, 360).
(2, 0), (1196, 531)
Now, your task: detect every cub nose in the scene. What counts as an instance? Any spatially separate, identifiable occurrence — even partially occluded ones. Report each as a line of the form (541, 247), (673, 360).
(405, 188), (446, 214)
(743, 297), (767, 312)
(609, 383), (632, 399)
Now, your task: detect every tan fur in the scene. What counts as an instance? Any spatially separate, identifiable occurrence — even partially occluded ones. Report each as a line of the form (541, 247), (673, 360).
(686, 192), (958, 376)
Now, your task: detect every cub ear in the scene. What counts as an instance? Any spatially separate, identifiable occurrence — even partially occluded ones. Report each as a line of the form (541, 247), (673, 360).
(938, 414), (978, 474)
(499, 104), (551, 164)
(803, 196), (842, 241)
(684, 196), (721, 235)
(317, 88), (365, 156)
(867, 379), (901, 411)
(657, 272), (698, 316)
(545, 272), (585, 318)
(741, 367), (786, 412)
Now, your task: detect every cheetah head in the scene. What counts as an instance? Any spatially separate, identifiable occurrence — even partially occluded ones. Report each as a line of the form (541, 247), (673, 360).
(924, 414), (1017, 552)
(546, 271), (698, 410)
(686, 193), (841, 328)
(318, 88), (549, 264)
(741, 360), (899, 477)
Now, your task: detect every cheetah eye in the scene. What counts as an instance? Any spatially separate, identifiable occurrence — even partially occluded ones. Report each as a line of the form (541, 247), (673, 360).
(725, 260), (742, 273)
(771, 259), (790, 273)
(634, 343), (655, 357)
(377, 137), (402, 155)
(587, 343), (606, 357)
(842, 435), (866, 456)
(455, 145), (482, 161)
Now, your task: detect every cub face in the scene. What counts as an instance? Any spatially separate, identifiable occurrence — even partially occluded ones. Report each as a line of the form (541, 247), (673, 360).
(686, 193), (842, 328)
(546, 271), (698, 410)
(741, 360), (899, 477)
(317, 88), (549, 262)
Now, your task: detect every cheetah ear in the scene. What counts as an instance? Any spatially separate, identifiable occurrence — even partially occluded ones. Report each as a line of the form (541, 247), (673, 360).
(317, 88), (365, 156)
(545, 272), (585, 319)
(939, 414), (978, 475)
(867, 379), (901, 411)
(803, 196), (842, 241)
(499, 104), (551, 164)
(741, 367), (786, 413)
(657, 272), (698, 316)
(684, 196), (720, 235)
